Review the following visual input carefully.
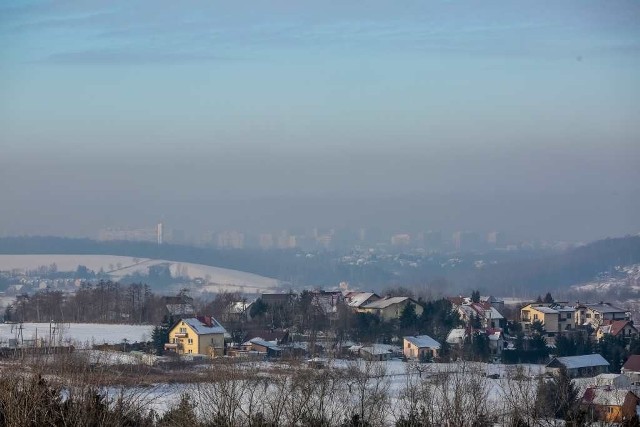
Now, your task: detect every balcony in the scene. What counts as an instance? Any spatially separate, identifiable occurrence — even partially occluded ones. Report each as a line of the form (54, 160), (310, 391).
(164, 343), (179, 350)
(174, 332), (188, 338)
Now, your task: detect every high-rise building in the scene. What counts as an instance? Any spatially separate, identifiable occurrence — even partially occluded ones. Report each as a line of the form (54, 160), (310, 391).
(157, 223), (163, 245)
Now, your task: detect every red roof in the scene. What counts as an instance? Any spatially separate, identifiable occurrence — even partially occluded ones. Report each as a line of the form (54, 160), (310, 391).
(623, 355), (640, 373)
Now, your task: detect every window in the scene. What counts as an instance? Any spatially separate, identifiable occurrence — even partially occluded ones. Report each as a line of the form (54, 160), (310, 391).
(188, 339), (193, 344)
(586, 313), (591, 318)
(533, 314), (539, 320)
(188, 349), (192, 354)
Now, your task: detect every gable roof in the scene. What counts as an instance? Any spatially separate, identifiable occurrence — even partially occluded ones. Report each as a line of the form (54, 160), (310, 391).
(363, 296), (414, 309)
(347, 292), (379, 308)
(446, 328), (467, 344)
(582, 387), (637, 407)
(248, 338), (281, 351)
(404, 335), (441, 349)
(547, 354), (609, 370)
(360, 343), (400, 355)
(179, 317), (226, 335)
(622, 355), (640, 372)
(602, 320), (637, 336)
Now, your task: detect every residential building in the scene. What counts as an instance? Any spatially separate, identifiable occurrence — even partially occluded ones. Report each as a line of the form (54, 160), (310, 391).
(360, 297), (424, 321)
(521, 304), (560, 335)
(243, 338), (282, 358)
(345, 292), (380, 310)
(403, 335), (441, 361)
(164, 316), (226, 357)
(358, 344), (401, 361)
(621, 355), (640, 384)
(546, 354), (610, 378)
(596, 320), (638, 341)
(457, 302), (505, 329)
(575, 303), (629, 328)
(446, 328), (467, 346)
(581, 387), (640, 423)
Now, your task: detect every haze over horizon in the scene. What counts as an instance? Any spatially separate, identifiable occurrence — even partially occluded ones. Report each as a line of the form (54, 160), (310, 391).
(1, 1), (639, 242)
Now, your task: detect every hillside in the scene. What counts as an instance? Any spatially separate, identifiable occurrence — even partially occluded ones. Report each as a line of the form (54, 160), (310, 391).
(466, 235), (640, 296)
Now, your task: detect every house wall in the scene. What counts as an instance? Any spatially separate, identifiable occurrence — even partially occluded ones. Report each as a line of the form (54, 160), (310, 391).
(198, 333), (224, 356)
(372, 301), (423, 321)
(167, 321), (224, 356)
(521, 305), (559, 333)
(403, 341), (437, 360)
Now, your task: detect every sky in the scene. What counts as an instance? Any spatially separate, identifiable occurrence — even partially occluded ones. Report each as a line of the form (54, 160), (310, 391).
(1, 0), (639, 241)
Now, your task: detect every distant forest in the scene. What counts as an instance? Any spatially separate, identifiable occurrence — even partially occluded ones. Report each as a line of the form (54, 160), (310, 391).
(1, 235), (639, 295)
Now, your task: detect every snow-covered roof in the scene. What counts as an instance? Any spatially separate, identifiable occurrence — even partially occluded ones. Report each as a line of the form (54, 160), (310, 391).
(181, 317), (226, 335)
(547, 354), (609, 369)
(360, 343), (400, 355)
(586, 303), (627, 314)
(362, 297), (412, 309)
(229, 301), (253, 314)
(347, 292), (378, 308)
(593, 373), (631, 388)
(248, 338), (281, 351)
(446, 328), (467, 344)
(404, 335), (441, 349)
(530, 306), (559, 314)
(583, 387), (634, 406)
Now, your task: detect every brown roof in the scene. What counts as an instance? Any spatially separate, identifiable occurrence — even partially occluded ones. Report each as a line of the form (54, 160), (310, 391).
(623, 355), (640, 372)
(610, 320), (636, 336)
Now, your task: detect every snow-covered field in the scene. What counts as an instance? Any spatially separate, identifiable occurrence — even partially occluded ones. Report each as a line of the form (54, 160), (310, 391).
(0, 322), (154, 346)
(0, 254), (281, 293)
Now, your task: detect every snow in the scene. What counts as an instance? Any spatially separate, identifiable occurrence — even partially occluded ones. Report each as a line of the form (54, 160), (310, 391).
(0, 254), (281, 293)
(0, 322), (154, 347)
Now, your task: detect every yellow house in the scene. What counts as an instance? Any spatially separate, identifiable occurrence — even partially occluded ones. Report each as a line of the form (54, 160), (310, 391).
(360, 297), (423, 321)
(164, 316), (226, 357)
(520, 303), (559, 334)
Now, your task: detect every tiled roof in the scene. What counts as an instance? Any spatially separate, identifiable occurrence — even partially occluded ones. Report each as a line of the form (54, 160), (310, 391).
(623, 355), (640, 372)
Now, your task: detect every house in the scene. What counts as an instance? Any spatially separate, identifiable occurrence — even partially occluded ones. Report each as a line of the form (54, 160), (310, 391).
(621, 355), (640, 384)
(581, 387), (640, 423)
(457, 302), (505, 329)
(446, 328), (467, 346)
(164, 316), (226, 357)
(358, 344), (401, 361)
(243, 338), (282, 358)
(360, 297), (424, 321)
(487, 329), (505, 359)
(346, 292), (380, 310)
(519, 302), (575, 335)
(592, 373), (632, 389)
(242, 329), (290, 346)
(162, 294), (195, 318)
(575, 303), (629, 328)
(596, 320), (638, 341)
(546, 354), (610, 378)
(261, 293), (295, 307)
(403, 335), (441, 361)
(224, 300), (254, 322)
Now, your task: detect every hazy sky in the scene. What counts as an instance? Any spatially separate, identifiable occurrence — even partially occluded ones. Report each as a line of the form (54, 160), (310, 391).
(1, 1), (639, 240)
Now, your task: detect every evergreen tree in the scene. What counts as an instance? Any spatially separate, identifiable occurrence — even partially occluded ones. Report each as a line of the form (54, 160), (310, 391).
(543, 292), (554, 303)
